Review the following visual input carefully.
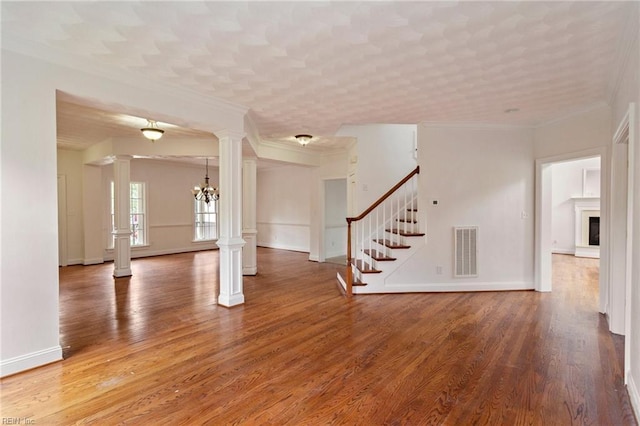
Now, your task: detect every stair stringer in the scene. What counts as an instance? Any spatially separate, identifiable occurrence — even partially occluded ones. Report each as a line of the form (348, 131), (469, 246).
(351, 234), (426, 294)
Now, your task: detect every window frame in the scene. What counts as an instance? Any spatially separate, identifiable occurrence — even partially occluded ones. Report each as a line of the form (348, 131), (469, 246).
(109, 181), (148, 248)
(193, 196), (218, 242)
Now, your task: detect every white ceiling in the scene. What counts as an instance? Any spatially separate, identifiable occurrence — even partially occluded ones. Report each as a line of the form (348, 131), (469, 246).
(1, 1), (635, 152)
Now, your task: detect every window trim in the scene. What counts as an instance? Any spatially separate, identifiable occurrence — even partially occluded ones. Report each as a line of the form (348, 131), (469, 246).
(193, 196), (219, 242)
(108, 181), (149, 248)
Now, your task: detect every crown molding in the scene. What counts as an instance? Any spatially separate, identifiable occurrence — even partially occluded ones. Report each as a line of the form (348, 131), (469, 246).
(420, 121), (534, 130)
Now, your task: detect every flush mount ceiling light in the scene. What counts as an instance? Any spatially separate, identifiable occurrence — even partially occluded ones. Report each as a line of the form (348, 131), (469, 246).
(140, 119), (165, 141)
(295, 134), (313, 146)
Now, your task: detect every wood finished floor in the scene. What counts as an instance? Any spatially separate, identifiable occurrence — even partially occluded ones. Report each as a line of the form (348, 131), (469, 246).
(1, 249), (637, 425)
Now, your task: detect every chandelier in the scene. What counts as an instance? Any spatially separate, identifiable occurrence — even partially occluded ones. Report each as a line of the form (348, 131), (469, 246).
(140, 119), (164, 141)
(191, 158), (219, 204)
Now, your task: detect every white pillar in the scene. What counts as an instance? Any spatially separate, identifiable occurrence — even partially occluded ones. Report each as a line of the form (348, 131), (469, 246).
(243, 158), (258, 275)
(113, 156), (132, 277)
(216, 130), (246, 306)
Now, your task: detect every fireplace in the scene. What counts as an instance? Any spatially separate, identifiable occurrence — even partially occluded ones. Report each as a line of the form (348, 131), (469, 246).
(589, 216), (600, 246)
(573, 197), (600, 258)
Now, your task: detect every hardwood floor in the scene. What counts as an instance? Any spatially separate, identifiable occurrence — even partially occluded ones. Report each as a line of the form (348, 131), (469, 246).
(1, 250), (637, 425)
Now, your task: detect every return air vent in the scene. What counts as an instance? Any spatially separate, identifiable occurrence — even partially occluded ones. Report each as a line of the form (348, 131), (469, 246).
(454, 226), (478, 278)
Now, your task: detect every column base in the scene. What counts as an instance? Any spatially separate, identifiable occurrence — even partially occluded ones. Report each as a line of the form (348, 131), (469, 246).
(218, 293), (245, 307)
(113, 268), (132, 278)
(242, 231), (258, 276)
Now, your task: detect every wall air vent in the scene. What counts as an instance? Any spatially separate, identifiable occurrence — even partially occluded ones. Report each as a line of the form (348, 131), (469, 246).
(454, 226), (478, 278)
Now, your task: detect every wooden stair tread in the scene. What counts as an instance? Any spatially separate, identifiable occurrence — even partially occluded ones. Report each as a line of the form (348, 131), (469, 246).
(337, 272), (367, 288)
(386, 228), (426, 237)
(363, 249), (396, 261)
(352, 278), (368, 286)
(374, 239), (411, 249)
(352, 259), (382, 274)
(397, 219), (418, 224)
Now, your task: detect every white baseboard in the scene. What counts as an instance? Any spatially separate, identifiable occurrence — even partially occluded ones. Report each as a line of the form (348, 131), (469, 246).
(67, 258), (84, 265)
(1, 345), (62, 378)
(336, 272), (347, 290)
(83, 257), (104, 265)
(256, 242), (309, 254)
(628, 372), (640, 422)
(551, 249), (574, 255)
(353, 281), (535, 294)
(309, 255), (320, 262)
(325, 250), (346, 259)
(104, 245), (218, 261)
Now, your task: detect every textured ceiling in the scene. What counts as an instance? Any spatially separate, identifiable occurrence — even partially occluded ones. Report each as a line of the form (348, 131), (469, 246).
(1, 1), (634, 150)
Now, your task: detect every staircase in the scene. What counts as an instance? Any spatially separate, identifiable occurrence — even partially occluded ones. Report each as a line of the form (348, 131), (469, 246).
(337, 166), (424, 295)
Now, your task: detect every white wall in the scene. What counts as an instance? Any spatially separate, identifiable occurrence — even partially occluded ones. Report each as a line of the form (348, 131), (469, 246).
(335, 124), (417, 213)
(388, 125), (535, 289)
(534, 106), (612, 159)
(551, 157), (601, 254)
(1, 51), (63, 375)
(257, 165), (312, 252)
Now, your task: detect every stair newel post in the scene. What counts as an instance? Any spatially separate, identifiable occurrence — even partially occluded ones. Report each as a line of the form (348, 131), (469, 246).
(346, 218), (353, 296)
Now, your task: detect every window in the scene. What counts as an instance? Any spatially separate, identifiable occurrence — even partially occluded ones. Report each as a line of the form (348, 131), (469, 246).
(109, 181), (147, 247)
(194, 198), (218, 241)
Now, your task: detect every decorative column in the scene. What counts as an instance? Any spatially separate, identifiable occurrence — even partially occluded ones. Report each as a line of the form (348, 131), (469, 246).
(242, 158), (258, 275)
(216, 130), (246, 306)
(112, 155), (132, 277)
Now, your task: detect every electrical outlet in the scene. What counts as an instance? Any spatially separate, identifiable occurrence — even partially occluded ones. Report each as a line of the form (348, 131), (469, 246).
(436, 266), (443, 275)
(521, 211), (529, 219)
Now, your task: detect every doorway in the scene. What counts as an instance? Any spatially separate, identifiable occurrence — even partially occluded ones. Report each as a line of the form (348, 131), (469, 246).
(323, 178), (347, 265)
(536, 149), (607, 296)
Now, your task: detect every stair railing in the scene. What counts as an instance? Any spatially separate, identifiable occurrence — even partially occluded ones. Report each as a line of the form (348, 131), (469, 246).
(345, 166), (420, 295)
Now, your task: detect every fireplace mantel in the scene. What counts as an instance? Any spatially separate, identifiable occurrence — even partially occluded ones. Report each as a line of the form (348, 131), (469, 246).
(572, 197), (600, 258)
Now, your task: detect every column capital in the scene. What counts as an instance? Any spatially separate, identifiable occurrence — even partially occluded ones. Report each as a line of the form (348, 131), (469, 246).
(214, 129), (245, 142)
(243, 157), (257, 166)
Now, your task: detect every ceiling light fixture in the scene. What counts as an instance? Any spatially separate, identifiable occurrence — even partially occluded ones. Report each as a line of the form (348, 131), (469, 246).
(191, 158), (219, 204)
(140, 119), (165, 141)
(295, 134), (313, 146)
